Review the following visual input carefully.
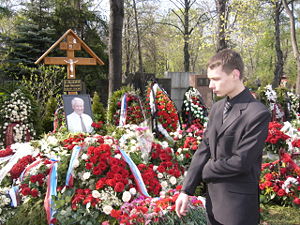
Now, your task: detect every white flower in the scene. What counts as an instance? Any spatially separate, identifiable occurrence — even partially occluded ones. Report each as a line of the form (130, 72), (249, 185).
(169, 176), (177, 185)
(73, 159), (80, 168)
(114, 154), (121, 159)
(81, 154), (88, 160)
(82, 172), (91, 180)
(130, 146), (136, 152)
(122, 191), (132, 202)
(47, 136), (58, 146)
(92, 190), (101, 198)
(177, 148), (182, 154)
(153, 166), (158, 171)
(157, 173), (163, 179)
(129, 187), (137, 195)
(102, 205), (113, 215)
(161, 141), (169, 148)
(161, 181), (168, 189)
(104, 138), (113, 145)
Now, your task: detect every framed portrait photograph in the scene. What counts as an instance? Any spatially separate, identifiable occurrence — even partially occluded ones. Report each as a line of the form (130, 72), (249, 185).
(62, 94), (94, 133)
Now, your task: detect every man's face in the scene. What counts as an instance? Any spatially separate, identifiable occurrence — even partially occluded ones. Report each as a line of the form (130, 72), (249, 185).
(207, 65), (237, 98)
(72, 100), (84, 115)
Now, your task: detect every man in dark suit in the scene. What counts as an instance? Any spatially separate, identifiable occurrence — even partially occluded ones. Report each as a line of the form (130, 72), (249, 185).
(175, 49), (270, 225)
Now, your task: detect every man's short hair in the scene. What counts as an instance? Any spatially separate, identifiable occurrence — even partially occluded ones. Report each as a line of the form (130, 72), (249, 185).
(71, 97), (84, 106)
(207, 49), (244, 79)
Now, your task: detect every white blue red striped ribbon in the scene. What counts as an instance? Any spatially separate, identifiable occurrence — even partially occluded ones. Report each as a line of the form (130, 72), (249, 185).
(44, 159), (58, 225)
(118, 148), (150, 197)
(65, 145), (81, 186)
(119, 93), (127, 126)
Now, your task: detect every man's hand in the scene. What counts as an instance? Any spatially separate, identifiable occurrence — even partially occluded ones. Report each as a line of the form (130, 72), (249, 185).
(175, 192), (189, 218)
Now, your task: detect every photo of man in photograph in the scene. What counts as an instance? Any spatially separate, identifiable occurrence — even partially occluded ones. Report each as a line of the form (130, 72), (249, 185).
(66, 97), (93, 133)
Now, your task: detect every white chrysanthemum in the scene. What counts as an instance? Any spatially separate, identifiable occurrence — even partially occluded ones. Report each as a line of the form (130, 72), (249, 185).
(82, 172), (91, 180)
(73, 159), (80, 168)
(169, 176), (177, 185)
(114, 154), (121, 159)
(153, 166), (158, 171)
(157, 173), (163, 179)
(92, 190), (101, 198)
(102, 205), (113, 215)
(161, 181), (168, 189)
(122, 191), (131, 202)
(81, 153), (88, 160)
(129, 187), (137, 195)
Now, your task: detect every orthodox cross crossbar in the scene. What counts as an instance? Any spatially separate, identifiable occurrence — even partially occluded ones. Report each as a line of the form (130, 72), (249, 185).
(35, 29), (104, 80)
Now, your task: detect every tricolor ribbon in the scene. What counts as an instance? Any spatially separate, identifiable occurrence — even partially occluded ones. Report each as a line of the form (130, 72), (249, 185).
(118, 148), (150, 197)
(9, 186), (19, 207)
(119, 93), (127, 126)
(19, 159), (43, 182)
(44, 159), (58, 225)
(65, 145), (82, 187)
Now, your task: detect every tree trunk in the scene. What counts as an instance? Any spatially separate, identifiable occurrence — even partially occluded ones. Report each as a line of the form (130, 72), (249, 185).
(215, 0), (228, 52)
(283, 0), (300, 94)
(272, 1), (284, 88)
(108, 0), (124, 99)
(133, 0), (143, 72)
(183, 0), (190, 72)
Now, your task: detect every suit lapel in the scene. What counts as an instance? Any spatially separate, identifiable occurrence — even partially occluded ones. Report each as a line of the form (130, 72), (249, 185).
(217, 90), (252, 139)
(217, 105), (241, 138)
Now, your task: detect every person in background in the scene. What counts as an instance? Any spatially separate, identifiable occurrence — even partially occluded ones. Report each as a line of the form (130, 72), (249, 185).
(175, 49), (271, 225)
(67, 97), (93, 133)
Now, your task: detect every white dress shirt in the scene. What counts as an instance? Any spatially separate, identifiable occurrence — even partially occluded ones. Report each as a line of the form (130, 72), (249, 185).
(66, 112), (93, 133)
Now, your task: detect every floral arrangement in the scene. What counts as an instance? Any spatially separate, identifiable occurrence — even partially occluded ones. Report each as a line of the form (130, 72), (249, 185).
(150, 142), (184, 192)
(171, 124), (204, 169)
(53, 135), (142, 224)
(0, 146), (13, 158)
(0, 89), (36, 148)
(112, 124), (154, 164)
(258, 85), (284, 121)
(285, 91), (300, 121)
(181, 87), (208, 128)
(265, 121), (290, 154)
(145, 82), (180, 142)
(260, 151), (300, 207)
(111, 187), (206, 225)
(0, 187), (15, 224)
(113, 93), (145, 126)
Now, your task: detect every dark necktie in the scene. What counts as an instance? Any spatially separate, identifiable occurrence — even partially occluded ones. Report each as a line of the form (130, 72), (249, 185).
(80, 115), (87, 132)
(223, 100), (232, 122)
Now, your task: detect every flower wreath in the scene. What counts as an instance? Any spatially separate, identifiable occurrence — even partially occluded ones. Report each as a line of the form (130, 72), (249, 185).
(145, 81), (181, 142)
(0, 89), (35, 148)
(113, 93), (146, 126)
(259, 85), (285, 121)
(181, 86), (208, 128)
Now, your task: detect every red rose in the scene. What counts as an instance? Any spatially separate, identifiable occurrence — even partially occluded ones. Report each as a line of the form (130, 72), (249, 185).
(30, 188), (39, 197)
(96, 178), (106, 189)
(293, 197), (300, 205)
(277, 189), (286, 197)
(114, 182), (125, 192)
(21, 187), (31, 196)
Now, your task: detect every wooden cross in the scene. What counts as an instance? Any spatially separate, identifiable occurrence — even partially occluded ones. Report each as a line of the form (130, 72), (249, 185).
(35, 29), (104, 80)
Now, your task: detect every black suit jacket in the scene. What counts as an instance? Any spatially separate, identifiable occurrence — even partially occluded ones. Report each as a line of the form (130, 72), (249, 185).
(182, 88), (270, 225)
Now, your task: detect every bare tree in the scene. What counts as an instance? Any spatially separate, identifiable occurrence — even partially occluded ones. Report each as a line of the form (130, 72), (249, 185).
(132, 0), (143, 72)
(166, 0), (208, 72)
(282, 0), (300, 94)
(108, 0), (124, 99)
